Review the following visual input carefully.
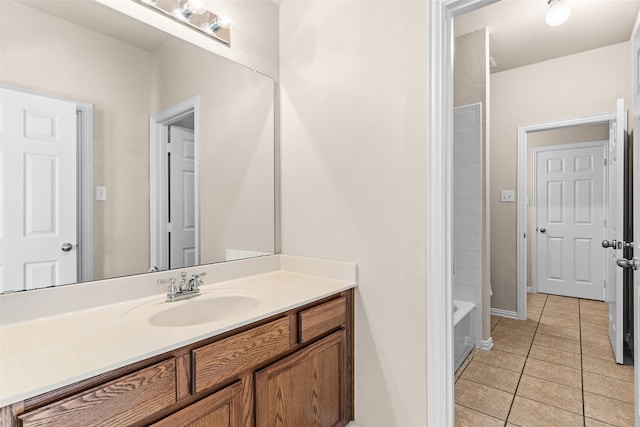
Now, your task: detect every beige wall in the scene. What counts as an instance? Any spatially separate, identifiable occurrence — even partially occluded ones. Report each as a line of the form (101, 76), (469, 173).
(0, 0), (152, 280)
(454, 28), (492, 341)
(280, 2), (428, 425)
(490, 42), (631, 311)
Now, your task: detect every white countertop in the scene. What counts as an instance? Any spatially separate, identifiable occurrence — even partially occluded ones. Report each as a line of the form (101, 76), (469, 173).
(0, 257), (356, 407)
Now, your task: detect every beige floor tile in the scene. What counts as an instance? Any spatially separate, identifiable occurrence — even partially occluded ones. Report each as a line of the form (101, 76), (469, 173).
(582, 332), (613, 347)
(539, 315), (580, 329)
(583, 371), (634, 404)
(584, 391), (635, 426)
(585, 418), (616, 427)
(528, 344), (581, 369)
(492, 338), (532, 357)
(528, 293), (546, 301)
(582, 341), (615, 362)
(516, 374), (583, 415)
(527, 310), (542, 320)
(582, 313), (609, 326)
(499, 317), (539, 332)
(527, 300), (545, 310)
(455, 378), (513, 420)
(490, 315), (501, 331)
(541, 307), (580, 320)
(582, 355), (634, 383)
(580, 299), (609, 312)
(493, 324), (535, 341)
(455, 404), (504, 427)
(523, 358), (581, 388)
(472, 348), (526, 373)
(581, 321), (609, 336)
(533, 332), (581, 354)
(536, 323), (580, 341)
(507, 396), (583, 427)
(461, 360), (521, 393)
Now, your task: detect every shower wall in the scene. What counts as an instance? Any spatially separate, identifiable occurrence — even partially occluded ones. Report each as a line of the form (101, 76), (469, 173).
(453, 103), (483, 347)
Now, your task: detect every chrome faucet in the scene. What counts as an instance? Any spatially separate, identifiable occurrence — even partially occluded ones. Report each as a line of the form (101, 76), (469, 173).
(157, 272), (207, 302)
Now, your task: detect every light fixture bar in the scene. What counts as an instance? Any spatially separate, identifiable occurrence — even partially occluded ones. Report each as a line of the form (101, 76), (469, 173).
(133, 0), (231, 45)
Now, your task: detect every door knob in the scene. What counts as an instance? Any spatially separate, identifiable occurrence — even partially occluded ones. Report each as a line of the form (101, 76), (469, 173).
(616, 257), (639, 270)
(623, 241), (634, 249)
(61, 243), (73, 252)
(539, 228), (546, 233)
(602, 240), (617, 249)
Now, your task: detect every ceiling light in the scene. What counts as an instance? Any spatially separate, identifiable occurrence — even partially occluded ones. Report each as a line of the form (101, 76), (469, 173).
(546, 0), (571, 27)
(134, 0), (231, 45)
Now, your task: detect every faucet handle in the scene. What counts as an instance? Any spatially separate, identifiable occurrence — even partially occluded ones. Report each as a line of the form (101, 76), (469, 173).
(157, 277), (178, 296)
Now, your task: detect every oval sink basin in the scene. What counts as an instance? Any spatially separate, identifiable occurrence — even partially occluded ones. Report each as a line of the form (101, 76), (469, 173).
(122, 288), (268, 327)
(149, 295), (260, 327)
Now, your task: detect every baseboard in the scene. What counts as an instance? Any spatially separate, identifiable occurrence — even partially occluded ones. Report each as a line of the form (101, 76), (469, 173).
(481, 337), (494, 351)
(490, 307), (518, 319)
(346, 422), (357, 427)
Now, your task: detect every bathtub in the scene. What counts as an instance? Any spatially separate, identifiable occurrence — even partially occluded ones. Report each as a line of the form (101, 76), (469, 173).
(454, 300), (476, 372)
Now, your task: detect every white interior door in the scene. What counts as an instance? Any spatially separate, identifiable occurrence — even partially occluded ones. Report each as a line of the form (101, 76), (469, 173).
(605, 98), (626, 364)
(0, 87), (77, 292)
(536, 143), (605, 300)
(168, 125), (196, 269)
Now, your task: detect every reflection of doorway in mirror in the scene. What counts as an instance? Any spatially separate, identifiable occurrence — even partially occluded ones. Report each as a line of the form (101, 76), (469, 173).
(0, 86), (93, 292)
(150, 96), (200, 272)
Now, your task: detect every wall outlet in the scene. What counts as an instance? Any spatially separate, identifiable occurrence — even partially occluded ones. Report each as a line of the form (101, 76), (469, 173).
(500, 190), (515, 203)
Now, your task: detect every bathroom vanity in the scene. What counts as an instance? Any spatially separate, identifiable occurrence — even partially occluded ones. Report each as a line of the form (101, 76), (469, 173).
(0, 256), (356, 426)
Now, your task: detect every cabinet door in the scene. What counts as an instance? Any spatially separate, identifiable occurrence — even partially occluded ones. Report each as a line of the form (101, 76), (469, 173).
(151, 381), (243, 427)
(255, 331), (347, 427)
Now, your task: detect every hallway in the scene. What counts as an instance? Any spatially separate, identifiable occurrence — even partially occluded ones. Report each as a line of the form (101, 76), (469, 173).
(454, 293), (634, 426)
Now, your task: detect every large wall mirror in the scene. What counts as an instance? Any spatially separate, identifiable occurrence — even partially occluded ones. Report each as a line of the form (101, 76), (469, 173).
(0, 0), (276, 293)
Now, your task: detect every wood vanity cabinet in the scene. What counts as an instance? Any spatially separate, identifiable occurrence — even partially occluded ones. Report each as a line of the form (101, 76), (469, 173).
(1, 289), (353, 427)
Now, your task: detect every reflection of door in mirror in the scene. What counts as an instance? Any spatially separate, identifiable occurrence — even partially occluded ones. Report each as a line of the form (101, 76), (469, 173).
(169, 125), (196, 269)
(150, 98), (200, 272)
(0, 86), (93, 292)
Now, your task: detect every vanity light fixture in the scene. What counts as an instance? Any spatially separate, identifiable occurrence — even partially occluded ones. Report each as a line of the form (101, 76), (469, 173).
(545, 0), (571, 27)
(133, 0), (231, 45)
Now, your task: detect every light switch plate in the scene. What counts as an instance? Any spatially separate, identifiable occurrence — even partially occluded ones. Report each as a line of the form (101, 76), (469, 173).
(500, 190), (514, 202)
(96, 186), (107, 201)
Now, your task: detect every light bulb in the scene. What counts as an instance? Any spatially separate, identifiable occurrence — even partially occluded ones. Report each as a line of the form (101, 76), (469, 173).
(201, 15), (232, 34)
(546, 0), (571, 27)
(172, 0), (206, 22)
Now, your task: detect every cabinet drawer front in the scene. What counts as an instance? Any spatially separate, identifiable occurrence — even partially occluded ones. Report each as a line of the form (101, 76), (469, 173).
(193, 317), (290, 393)
(299, 296), (346, 344)
(19, 359), (177, 427)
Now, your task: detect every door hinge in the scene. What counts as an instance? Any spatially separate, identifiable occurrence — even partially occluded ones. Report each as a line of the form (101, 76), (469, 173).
(167, 222), (173, 232)
(604, 158), (607, 166)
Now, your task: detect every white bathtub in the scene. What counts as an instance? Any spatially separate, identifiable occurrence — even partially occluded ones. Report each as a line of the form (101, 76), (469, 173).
(454, 300), (476, 372)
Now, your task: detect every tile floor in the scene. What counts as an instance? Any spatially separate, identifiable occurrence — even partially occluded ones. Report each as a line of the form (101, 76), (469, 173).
(454, 293), (635, 426)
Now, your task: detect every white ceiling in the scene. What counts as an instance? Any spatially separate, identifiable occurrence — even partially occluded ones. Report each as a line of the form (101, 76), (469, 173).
(455, 0), (640, 73)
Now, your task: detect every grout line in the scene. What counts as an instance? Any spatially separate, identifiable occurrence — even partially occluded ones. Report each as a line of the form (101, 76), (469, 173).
(578, 297), (586, 427)
(503, 293), (547, 424)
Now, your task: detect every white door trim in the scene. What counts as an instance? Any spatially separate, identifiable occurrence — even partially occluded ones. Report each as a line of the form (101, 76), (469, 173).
(530, 140), (607, 295)
(150, 96), (200, 271)
(428, 0), (498, 425)
(517, 114), (613, 318)
(0, 84), (94, 283)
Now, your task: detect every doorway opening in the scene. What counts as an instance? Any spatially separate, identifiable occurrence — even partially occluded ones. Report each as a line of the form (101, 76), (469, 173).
(149, 96), (200, 272)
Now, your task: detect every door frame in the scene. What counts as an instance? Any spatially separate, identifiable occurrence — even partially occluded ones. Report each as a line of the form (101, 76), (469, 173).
(0, 84), (94, 283)
(530, 139), (607, 297)
(517, 115), (613, 312)
(150, 96), (200, 271)
(427, 0), (498, 425)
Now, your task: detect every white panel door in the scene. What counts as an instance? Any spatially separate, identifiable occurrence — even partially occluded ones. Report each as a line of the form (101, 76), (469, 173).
(605, 99), (626, 364)
(169, 126), (196, 269)
(0, 87), (77, 292)
(536, 143), (605, 300)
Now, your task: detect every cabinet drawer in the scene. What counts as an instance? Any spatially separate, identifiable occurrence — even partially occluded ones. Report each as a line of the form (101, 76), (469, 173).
(19, 358), (177, 427)
(193, 317), (290, 393)
(299, 296), (347, 344)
